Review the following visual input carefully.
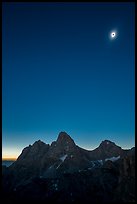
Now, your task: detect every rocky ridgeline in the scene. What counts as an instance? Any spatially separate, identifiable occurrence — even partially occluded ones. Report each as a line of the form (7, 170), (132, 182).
(2, 132), (135, 203)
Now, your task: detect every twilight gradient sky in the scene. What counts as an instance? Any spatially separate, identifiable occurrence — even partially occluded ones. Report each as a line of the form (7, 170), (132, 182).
(2, 2), (135, 158)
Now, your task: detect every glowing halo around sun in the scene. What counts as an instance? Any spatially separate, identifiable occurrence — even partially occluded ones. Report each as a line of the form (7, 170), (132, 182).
(111, 32), (116, 38)
(109, 30), (117, 40)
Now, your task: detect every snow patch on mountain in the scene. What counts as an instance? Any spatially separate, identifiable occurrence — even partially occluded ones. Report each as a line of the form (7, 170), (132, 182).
(98, 160), (103, 165)
(90, 160), (103, 168)
(56, 154), (68, 169)
(60, 154), (68, 162)
(105, 155), (120, 162)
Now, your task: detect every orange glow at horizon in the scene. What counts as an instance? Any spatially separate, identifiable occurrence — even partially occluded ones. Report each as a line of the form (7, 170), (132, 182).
(2, 147), (21, 160)
(2, 157), (17, 161)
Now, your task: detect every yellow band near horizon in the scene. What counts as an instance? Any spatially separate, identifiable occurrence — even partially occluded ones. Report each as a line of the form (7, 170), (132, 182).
(2, 158), (17, 161)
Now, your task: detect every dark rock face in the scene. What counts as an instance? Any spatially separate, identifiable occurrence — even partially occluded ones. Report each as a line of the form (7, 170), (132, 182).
(9, 140), (50, 186)
(89, 140), (123, 160)
(112, 152), (135, 202)
(2, 132), (135, 203)
(56, 131), (75, 146)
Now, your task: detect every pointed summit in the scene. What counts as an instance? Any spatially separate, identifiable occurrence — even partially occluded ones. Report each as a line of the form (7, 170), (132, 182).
(99, 140), (121, 149)
(14, 140), (49, 163)
(89, 139), (123, 160)
(99, 140), (114, 147)
(97, 139), (122, 158)
(56, 132), (75, 146)
(33, 140), (46, 146)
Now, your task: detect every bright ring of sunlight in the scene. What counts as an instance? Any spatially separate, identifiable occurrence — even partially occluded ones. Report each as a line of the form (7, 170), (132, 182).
(111, 32), (116, 38)
(110, 31), (117, 40)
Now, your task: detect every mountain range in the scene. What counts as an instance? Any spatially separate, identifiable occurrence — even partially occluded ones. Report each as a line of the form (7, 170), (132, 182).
(2, 132), (135, 203)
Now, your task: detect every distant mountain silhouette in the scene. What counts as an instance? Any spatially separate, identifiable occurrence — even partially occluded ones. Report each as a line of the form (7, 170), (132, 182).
(2, 132), (135, 203)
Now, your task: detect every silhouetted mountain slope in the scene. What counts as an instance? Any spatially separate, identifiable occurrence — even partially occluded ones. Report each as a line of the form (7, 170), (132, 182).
(2, 132), (135, 203)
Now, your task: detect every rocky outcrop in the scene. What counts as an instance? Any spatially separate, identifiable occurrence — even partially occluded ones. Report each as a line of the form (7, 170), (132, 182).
(112, 150), (135, 202)
(89, 140), (123, 160)
(2, 132), (135, 203)
(9, 140), (50, 186)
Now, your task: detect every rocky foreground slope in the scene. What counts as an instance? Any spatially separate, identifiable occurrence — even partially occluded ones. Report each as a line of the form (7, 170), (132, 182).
(2, 132), (135, 203)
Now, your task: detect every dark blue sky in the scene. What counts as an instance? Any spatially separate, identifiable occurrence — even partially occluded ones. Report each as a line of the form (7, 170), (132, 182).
(2, 2), (135, 158)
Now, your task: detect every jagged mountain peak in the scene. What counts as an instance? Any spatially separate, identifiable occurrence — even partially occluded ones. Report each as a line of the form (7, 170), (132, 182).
(8, 132), (135, 196)
(99, 140), (118, 147)
(99, 139), (122, 153)
(103, 139), (112, 143)
(56, 132), (75, 146)
(33, 140), (46, 146)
